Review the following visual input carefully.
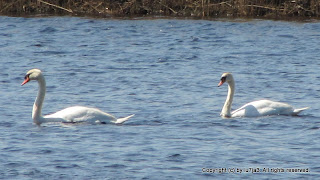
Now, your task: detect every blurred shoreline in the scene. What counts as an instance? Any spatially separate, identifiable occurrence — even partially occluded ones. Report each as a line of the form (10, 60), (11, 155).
(0, 0), (319, 20)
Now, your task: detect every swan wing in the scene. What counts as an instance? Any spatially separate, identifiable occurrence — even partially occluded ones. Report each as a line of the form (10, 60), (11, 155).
(112, 114), (135, 124)
(231, 100), (295, 117)
(44, 106), (116, 123)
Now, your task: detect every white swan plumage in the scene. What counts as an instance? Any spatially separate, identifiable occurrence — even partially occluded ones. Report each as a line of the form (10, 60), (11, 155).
(218, 72), (309, 118)
(21, 69), (134, 125)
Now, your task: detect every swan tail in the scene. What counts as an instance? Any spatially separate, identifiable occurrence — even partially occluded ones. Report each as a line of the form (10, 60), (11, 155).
(114, 114), (135, 124)
(292, 107), (309, 116)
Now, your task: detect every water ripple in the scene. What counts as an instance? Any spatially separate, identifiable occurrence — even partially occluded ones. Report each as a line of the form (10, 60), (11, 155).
(0, 16), (319, 179)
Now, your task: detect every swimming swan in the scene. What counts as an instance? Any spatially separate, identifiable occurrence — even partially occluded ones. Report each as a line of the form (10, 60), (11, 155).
(21, 69), (134, 125)
(218, 72), (309, 118)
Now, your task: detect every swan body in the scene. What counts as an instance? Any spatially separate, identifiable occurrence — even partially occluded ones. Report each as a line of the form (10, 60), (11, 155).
(44, 106), (134, 124)
(22, 69), (134, 125)
(218, 72), (309, 118)
(230, 99), (309, 117)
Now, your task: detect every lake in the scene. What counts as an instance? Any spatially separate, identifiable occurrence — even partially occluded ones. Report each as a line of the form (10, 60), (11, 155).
(0, 16), (319, 179)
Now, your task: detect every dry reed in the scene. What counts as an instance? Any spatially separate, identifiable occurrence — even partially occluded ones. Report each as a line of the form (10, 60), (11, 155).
(0, 0), (319, 18)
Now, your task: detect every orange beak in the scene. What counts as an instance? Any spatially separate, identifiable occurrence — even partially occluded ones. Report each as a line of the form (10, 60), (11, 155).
(21, 76), (30, 86)
(218, 80), (224, 87)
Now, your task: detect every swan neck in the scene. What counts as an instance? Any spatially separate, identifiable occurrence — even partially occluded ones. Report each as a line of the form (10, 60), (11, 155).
(32, 75), (46, 125)
(221, 80), (235, 117)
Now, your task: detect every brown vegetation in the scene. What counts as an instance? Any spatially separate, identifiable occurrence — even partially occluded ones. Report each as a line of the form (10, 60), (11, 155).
(0, 0), (319, 18)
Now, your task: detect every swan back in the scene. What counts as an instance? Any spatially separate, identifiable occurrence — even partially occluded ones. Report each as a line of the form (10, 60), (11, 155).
(231, 100), (294, 117)
(44, 106), (117, 123)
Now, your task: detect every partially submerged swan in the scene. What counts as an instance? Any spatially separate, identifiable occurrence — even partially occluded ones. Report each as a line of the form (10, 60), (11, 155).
(22, 69), (134, 125)
(218, 72), (309, 118)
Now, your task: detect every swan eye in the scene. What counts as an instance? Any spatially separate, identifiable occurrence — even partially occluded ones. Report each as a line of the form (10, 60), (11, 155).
(24, 74), (30, 80)
(221, 76), (226, 82)
(24, 73), (32, 80)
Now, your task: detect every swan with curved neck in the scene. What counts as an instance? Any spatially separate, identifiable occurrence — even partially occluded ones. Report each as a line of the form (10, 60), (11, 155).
(21, 69), (134, 125)
(218, 72), (309, 118)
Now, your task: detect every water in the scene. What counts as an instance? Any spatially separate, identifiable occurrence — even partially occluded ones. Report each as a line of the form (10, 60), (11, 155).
(0, 16), (320, 179)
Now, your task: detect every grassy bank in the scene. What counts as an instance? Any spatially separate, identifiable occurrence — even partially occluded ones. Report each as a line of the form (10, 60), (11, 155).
(0, 0), (319, 19)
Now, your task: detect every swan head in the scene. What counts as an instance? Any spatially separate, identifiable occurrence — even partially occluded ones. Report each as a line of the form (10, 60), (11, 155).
(218, 72), (234, 87)
(21, 69), (43, 86)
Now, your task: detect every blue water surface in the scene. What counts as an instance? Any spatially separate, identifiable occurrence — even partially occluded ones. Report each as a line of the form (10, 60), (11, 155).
(0, 16), (319, 179)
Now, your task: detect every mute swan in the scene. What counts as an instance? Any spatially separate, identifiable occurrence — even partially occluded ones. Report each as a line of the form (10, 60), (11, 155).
(218, 72), (309, 118)
(21, 69), (134, 125)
